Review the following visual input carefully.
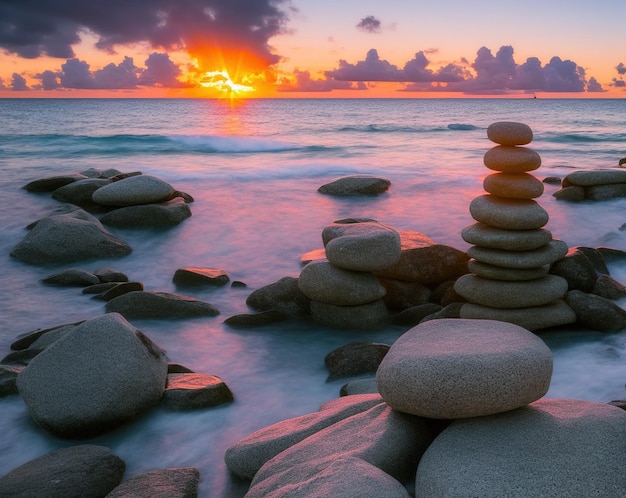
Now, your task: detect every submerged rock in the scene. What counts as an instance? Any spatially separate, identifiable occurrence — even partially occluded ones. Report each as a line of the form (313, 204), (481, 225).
(325, 342), (390, 380)
(246, 276), (310, 317)
(41, 267), (100, 286)
(10, 208), (132, 264)
(22, 173), (88, 192)
(106, 467), (200, 498)
(92, 174), (175, 206)
(0, 445), (125, 497)
(162, 373), (233, 410)
(100, 198), (192, 228)
(105, 291), (219, 319)
(318, 175), (391, 196)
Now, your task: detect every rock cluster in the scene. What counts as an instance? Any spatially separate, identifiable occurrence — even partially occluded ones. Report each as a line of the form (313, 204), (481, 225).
(225, 319), (626, 496)
(554, 169), (626, 201)
(297, 219), (402, 329)
(454, 122), (576, 330)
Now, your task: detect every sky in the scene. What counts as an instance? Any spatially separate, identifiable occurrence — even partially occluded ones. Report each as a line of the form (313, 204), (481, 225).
(0, 0), (624, 98)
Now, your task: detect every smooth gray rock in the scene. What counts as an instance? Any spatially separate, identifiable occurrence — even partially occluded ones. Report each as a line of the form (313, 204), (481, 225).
(563, 169), (626, 187)
(565, 290), (626, 332)
(223, 310), (289, 327)
(246, 277), (310, 317)
(41, 267), (100, 286)
(0, 445), (125, 498)
(467, 239), (568, 269)
(246, 403), (434, 497)
(461, 223), (552, 251)
(483, 172), (544, 198)
(483, 145), (541, 173)
(318, 175), (391, 196)
(94, 281), (144, 301)
(22, 174), (88, 192)
(16, 313), (168, 438)
(469, 195), (548, 229)
(460, 300), (577, 331)
(553, 185), (586, 201)
(414, 398), (626, 498)
(376, 319), (552, 419)
(487, 121), (533, 146)
(325, 342), (390, 380)
(161, 373), (233, 410)
(107, 468), (199, 498)
(322, 221), (401, 271)
(298, 260), (386, 305)
(92, 174), (175, 206)
(391, 303), (443, 326)
(0, 365), (22, 396)
(100, 198), (191, 227)
(93, 267), (129, 282)
(51, 178), (111, 207)
(340, 378), (379, 396)
(379, 279), (432, 310)
(592, 274), (626, 299)
(10, 208), (132, 264)
(575, 246), (609, 274)
(586, 183), (626, 201)
(10, 320), (84, 350)
(310, 299), (388, 329)
(454, 274), (568, 308)
(225, 393), (384, 479)
(79, 167), (123, 178)
(105, 291), (219, 319)
(467, 260), (549, 281)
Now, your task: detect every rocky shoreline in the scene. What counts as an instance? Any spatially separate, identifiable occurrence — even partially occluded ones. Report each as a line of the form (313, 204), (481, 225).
(1, 122), (626, 496)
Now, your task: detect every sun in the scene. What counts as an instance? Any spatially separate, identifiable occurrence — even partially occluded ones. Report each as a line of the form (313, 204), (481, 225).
(199, 70), (255, 98)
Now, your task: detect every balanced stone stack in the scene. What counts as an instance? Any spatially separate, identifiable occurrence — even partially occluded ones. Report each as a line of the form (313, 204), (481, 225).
(298, 220), (401, 329)
(454, 122), (576, 330)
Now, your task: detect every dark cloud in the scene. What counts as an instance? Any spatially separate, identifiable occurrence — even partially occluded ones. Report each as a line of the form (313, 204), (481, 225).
(328, 45), (595, 94)
(31, 52), (186, 89)
(356, 16), (382, 33)
(10, 73), (28, 90)
(616, 62), (626, 75)
(0, 0), (292, 74)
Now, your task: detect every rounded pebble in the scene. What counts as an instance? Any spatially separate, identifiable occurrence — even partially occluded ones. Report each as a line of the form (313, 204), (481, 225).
(487, 121), (533, 145)
(483, 146), (541, 173)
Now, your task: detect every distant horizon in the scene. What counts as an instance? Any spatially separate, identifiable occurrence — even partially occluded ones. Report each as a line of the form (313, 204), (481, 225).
(1, 1), (624, 99)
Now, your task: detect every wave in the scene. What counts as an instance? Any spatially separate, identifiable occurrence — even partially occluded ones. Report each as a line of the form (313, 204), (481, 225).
(540, 132), (626, 144)
(337, 123), (477, 134)
(0, 133), (315, 156)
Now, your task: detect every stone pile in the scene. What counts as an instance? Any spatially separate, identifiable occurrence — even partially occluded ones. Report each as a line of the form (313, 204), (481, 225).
(297, 219), (402, 329)
(225, 319), (626, 496)
(454, 121), (576, 330)
(554, 169), (626, 201)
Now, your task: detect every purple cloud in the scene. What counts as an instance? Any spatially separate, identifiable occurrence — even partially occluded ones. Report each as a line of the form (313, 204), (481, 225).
(0, 0), (291, 73)
(10, 73), (28, 91)
(326, 49), (405, 82)
(616, 62), (626, 75)
(277, 69), (365, 92)
(356, 16), (382, 34)
(138, 52), (186, 87)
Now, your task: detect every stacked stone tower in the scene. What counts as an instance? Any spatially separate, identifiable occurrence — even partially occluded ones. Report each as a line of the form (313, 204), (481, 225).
(454, 122), (576, 330)
(298, 219), (401, 329)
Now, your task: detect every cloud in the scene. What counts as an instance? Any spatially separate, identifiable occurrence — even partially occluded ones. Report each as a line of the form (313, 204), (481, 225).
(10, 73), (29, 91)
(277, 69), (365, 92)
(0, 0), (292, 74)
(32, 52), (187, 89)
(617, 62), (626, 75)
(327, 45), (594, 94)
(356, 16), (382, 34)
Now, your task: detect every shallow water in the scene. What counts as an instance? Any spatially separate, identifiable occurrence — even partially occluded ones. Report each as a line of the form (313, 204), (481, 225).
(0, 98), (625, 496)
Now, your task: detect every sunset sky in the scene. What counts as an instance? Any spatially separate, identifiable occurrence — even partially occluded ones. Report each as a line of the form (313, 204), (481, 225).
(1, 0), (624, 98)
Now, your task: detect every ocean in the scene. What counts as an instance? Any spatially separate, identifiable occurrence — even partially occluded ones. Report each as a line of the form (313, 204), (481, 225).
(1, 98), (625, 496)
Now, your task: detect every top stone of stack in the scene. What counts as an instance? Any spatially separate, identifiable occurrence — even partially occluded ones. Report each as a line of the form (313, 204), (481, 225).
(487, 121), (533, 146)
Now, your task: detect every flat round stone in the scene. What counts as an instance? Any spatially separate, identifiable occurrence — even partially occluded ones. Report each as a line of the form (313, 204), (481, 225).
(461, 223), (552, 251)
(92, 175), (174, 206)
(483, 146), (541, 173)
(468, 260), (550, 281)
(563, 169), (626, 187)
(376, 319), (553, 419)
(453, 274), (568, 308)
(469, 195), (548, 229)
(460, 300), (576, 331)
(467, 239), (568, 269)
(483, 172), (544, 199)
(487, 122), (533, 146)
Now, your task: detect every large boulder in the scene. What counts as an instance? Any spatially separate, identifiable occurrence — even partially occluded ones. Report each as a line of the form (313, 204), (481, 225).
(16, 313), (168, 438)
(0, 445), (125, 498)
(106, 468), (200, 498)
(225, 393), (384, 480)
(565, 290), (626, 332)
(376, 319), (552, 419)
(51, 178), (112, 208)
(10, 208), (132, 264)
(375, 231), (468, 284)
(92, 174), (175, 206)
(245, 403), (434, 497)
(414, 399), (626, 497)
(105, 291), (219, 319)
(550, 247), (601, 292)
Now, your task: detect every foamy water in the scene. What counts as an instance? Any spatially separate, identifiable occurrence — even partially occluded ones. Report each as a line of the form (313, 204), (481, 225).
(0, 98), (625, 496)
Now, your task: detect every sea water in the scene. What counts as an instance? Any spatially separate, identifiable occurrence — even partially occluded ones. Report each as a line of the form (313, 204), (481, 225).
(0, 98), (625, 496)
